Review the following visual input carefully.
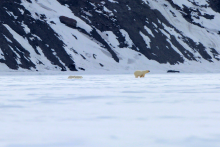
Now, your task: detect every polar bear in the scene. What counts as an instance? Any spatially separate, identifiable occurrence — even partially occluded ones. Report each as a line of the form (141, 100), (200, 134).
(134, 70), (150, 78)
(68, 76), (83, 79)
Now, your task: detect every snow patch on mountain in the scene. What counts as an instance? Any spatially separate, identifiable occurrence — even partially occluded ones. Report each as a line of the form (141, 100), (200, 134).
(3, 24), (58, 71)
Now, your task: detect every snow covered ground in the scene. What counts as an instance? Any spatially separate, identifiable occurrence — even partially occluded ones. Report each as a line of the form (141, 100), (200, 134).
(1, 73), (220, 147)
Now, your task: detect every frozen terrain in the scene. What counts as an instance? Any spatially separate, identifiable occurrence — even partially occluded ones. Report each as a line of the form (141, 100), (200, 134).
(1, 73), (220, 147)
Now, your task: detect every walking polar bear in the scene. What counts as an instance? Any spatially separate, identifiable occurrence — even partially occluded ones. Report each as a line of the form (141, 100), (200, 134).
(134, 70), (150, 78)
(68, 76), (83, 79)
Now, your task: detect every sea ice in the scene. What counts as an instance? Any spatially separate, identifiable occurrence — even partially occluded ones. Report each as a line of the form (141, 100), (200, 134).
(0, 73), (220, 147)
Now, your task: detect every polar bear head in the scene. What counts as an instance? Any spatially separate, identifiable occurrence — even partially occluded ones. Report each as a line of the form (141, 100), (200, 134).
(144, 70), (150, 74)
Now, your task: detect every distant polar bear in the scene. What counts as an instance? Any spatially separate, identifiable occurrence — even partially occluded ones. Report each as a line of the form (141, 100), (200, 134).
(68, 76), (83, 79)
(134, 70), (150, 78)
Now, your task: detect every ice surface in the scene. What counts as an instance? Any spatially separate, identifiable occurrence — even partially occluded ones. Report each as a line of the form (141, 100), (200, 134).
(1, 73), (220, 147)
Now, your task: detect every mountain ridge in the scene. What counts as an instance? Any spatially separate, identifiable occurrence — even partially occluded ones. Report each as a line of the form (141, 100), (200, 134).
(0, 0), (220, 72)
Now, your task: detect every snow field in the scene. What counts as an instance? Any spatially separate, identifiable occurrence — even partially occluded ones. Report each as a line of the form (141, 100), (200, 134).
(0, 73), (220, 147)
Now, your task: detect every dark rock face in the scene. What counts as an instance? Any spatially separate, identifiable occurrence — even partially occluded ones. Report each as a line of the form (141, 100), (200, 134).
(58, 0), (186, 64)
(209, 0), (220, 13)
(0, 0), (220, 71)
(57, 0), (220, 64)
(59, 16), (77, 28)
(0, 1), (35, 70)
(0, 0), (77, 71)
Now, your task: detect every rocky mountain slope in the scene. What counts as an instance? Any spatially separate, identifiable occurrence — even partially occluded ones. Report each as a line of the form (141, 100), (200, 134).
(0, 0), (220, 72)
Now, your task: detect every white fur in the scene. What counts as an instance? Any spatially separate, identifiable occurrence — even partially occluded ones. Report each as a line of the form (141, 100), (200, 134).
(134, 70), (150, 78)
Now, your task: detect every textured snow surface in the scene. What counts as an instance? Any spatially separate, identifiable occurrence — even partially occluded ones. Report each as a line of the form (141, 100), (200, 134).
(1, 73), (220, 147)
